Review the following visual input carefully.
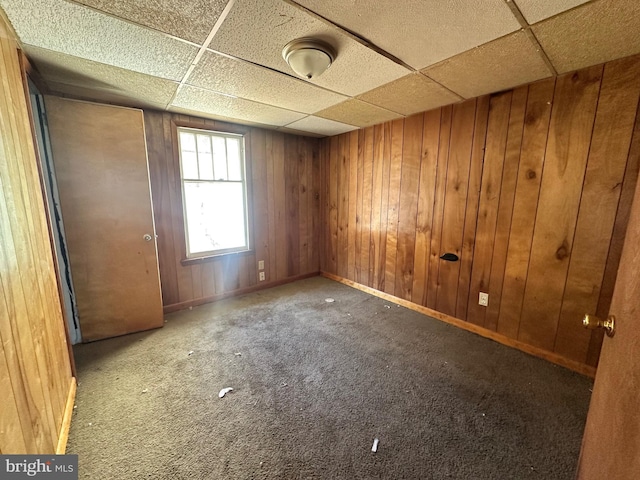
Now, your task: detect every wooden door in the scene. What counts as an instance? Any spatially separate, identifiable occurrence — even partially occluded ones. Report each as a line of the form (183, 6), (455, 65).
(44, 96), (163, 342)
(576, 171), (640, 477)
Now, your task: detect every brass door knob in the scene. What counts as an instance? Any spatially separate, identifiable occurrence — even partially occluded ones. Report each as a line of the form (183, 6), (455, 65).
(583, 314), (615, 337)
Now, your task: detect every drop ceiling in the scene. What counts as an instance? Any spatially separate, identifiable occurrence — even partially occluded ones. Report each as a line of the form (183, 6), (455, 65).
(1, 0), (639, 137)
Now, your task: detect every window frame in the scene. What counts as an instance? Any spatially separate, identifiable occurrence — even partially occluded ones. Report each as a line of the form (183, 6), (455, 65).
(172, 119), (254, 265)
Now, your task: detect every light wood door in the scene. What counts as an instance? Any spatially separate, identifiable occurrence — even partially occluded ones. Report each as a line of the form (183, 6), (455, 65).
(576, 171), (640, 477)
(45, 96), (163, 342)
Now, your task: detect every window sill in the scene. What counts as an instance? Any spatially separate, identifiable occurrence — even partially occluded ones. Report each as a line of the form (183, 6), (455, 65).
(180, 249), (254, 266)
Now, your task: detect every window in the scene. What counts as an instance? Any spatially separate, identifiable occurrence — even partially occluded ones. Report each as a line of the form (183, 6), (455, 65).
(177, 127), (249, 258)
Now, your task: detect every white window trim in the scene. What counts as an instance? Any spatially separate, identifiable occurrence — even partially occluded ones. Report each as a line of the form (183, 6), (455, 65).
(177, 126), (250, 259)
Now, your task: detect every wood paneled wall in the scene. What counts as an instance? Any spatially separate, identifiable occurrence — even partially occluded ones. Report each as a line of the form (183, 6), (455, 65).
(321, 55), (640, 369)
(144, 111), (321, 311)
(0, 16), (74, 453)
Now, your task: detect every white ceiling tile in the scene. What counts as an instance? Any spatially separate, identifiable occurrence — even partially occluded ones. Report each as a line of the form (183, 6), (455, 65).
(512, 0), (591, 25)
(315, 99), (402, 127)
(169, 105), (274, 129)
(422, 31), (553, 98)
(277, 126), (325, 138)
(284, 116), (357, 137)
(72, 0), (229, 44)
(46, 82), (169, 111)
(0, 0), (198, 81)
(532, 0), (640, 74)
(26, 46), (179, 108)
(207, 0), (411, 96)
(172, 85), (307, 126)
(188, 50), (347, 114)
(292, 0), (521, 69)
(356, 73), (462, 115)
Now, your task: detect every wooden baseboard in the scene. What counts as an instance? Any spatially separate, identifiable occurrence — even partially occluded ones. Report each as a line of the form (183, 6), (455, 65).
(321, 272), (597, 378)
(163, 272), (320, 314)
(56, 377), (77, 454)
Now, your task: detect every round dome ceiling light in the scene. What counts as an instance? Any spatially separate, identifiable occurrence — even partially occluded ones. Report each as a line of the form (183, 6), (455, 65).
(282, 38), (336, 80)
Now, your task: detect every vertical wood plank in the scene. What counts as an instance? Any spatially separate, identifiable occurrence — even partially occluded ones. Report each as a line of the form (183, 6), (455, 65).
(251, 128), (269, 281)
(0, 338), (28, 452)
(554, 57), (640, 362)
(285, 135), (300, 276)
(467, 91), (512, 326)
(265, 132), (277, 281)
(273, 132), (287, 280)
(0, 244), (42, 453)
(426, 106), (452, 309)
(394, 114), (424, 300)
(484, 86), (528, 331)
(144, 110), (179, 306)
(328, 136), (339, 274)
(518, 65), (603, 350)
(383, 119), (403, 295)
(222, 255), (240, 292)
(298, 137), (309, 275)
(310, 139), (320, 272)
(436, 99), (477, 317)
(238, 255), (251, 289)
(355, 129), (365, 283)
(347, 130), (359, 280)
(319, 136), (328, 272)
(456, 96), (491, 320)
(337, 134), (349, 278)
(412, 110), (441, 306)
(376, 122), (393, 291)
(165, 114), (194, 304)
(497, 79), (555, 338)
(360, 127), (374, 286)
(213, 259), (224, 295)
(190, 264), (204, 299)
(370, 124), (385, 287)
(200, 261), (216, 297)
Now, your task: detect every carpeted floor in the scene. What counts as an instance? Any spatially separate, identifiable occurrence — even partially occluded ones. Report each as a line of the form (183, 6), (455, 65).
(67, 276), (592, 479)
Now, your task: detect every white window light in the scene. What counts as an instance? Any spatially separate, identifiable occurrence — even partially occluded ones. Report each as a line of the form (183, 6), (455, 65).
(177, 127), (249, 258)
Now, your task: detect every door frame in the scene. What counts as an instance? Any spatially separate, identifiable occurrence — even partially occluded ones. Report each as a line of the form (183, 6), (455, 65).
(19, 51), (77, 374)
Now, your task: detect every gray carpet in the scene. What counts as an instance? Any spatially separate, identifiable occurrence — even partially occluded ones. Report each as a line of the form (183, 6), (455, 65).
(67, 276), (592, 479)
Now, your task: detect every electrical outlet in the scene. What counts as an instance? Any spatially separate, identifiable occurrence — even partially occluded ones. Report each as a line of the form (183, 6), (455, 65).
(479, 292), (489, 307)
(259, 271), (265, 281)
(258, 260), (264, 270)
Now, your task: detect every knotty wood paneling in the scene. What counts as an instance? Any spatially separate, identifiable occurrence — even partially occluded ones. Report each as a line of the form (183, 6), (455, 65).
(497, 78), (555, 339)
(412, 109), (440, 306)
(144, 111), (321, 311)
(346, 130), (358, 280)
(435, 100), (476, 317)
(455, 96), (490, 321)
(360, 128), (374, 287)
(383, 120), (403, 295)
(321, 54), (640, 370)
(370, 124), (385, 289)
(0, 15), (73, 454)
(554, 57), (640, 361)
(466, 91), (512, 328)
(425, 106), (451, 310)
(518, 65), (603, 351)
(395, 114), (423, 301)
(484, 87), (527, 332)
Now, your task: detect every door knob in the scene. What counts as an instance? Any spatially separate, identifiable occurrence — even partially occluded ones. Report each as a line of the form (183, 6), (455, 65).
(583, 314), (615, 337)
(143, 234), (152, 242)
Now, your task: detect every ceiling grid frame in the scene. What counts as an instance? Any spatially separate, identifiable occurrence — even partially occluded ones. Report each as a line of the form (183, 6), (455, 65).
(1, 0), (638, 135)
